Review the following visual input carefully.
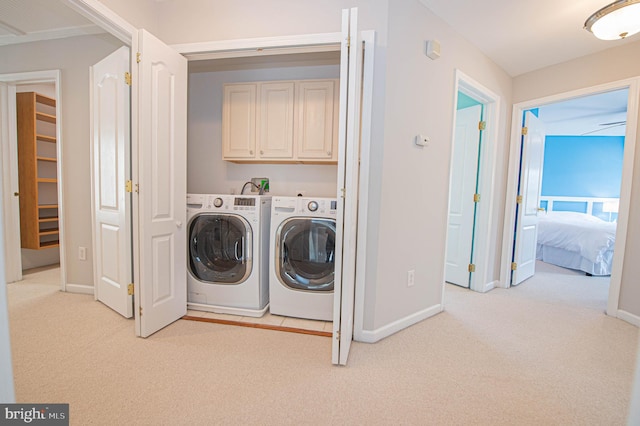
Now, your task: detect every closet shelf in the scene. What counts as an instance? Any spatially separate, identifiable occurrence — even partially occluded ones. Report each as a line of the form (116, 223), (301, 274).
(36, 134), (56, 143)
(36, 111), (56, 124)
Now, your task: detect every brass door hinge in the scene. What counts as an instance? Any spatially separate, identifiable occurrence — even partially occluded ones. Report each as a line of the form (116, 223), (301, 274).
(473, 193), (481, 203)
(136, 52), (141, 63)
(468, 264), (476, 273)
(511, 262), (518, 271)
(125, 180), (133, 193)
(522, 126), (528, 135)
(127, 283), (134, 295)
(124, 72), (131, 86)
(139, 306), (143, 317)
(516, 195), (523, 204)
(478, 121), (486, 131)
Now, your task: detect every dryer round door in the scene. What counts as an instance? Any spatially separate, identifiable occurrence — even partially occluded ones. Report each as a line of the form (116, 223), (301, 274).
(275, 217), (335, 292)
(188, 214), (252, 284)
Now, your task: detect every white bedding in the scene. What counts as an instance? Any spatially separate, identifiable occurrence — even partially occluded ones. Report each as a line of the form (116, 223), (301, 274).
(536, 211), (616, 275)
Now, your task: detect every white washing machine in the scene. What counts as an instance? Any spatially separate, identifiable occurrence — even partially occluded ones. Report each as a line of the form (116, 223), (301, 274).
(187, 193), (271, 317)
(269, 196), (337, 321)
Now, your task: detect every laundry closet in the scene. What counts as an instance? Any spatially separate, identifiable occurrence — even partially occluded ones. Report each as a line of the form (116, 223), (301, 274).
(185, 50), (342, 324)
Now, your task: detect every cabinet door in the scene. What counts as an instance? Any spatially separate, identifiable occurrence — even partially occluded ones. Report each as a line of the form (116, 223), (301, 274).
(296, 80), (338, 161)
(222, 83), (257, 159)
(257, 82), (294, 159)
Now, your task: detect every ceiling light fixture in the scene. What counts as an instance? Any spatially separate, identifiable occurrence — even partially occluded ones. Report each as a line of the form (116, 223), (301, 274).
(584, 0), (640, 40)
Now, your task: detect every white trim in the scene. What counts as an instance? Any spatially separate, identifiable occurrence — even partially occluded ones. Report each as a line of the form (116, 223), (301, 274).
(64, 283), (95, 295)
(355, 304), (443, 343)
(445, 70), (501, 294)
(353, 30), (375, 343)
(616, 310), (640, 327)
(171, 33), (342, 60)
(500, 78), (639, 318)
(0, 25), (105, 47)
(61, 0), (135, 46)
(540, 196), (620, 216)
(483, 280), (497, 292)
(0, 70), (67, 293)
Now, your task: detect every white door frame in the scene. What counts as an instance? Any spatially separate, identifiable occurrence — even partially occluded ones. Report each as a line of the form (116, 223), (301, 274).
(500, 78), (639, 321)
(0, 70), (67, 290)
(446, 70), (501, 293)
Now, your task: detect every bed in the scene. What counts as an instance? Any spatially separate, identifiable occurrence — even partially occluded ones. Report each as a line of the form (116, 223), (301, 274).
(536, 209), (617, 276)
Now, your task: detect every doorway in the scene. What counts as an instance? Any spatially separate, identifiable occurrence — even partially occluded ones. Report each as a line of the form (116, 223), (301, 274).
(0, 71), (66, 289)
(501, 78), (640, 321)
(444, 70), (501, 293)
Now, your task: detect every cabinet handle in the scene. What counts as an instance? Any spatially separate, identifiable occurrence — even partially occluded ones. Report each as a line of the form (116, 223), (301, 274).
(327, 151), (332, 156)
(260, 150), (264, 155)
(250, 150), (253, 155)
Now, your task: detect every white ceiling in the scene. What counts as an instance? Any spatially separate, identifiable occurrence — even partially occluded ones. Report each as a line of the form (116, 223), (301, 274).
(419, 0), (640, 77)
(0, 0), (632, 136)
(0, 0), (103, 46)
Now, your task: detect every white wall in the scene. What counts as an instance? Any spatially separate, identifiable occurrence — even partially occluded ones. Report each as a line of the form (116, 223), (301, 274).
(361, 0), (512, 332)
(0, 161), (15, 402)
(512, 40), (640, 318)
(188, 62), (340, 197)
(0, 34), (125, 288)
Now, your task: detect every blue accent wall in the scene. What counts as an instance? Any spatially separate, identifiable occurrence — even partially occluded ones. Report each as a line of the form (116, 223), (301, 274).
(457, 92), (481, 110)
(542, 135), (624, 198)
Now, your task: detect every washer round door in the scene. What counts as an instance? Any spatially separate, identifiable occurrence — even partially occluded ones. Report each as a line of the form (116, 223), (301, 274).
(188, 214), (252, 284)
(276, 217), (335, 292)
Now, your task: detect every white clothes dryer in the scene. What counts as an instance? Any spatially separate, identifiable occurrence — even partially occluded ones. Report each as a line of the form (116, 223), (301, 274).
(187, 193), (271, 317)
(269, 196), (337, 321)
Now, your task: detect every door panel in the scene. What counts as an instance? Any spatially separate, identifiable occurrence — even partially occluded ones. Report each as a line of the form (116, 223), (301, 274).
(512, 111), (545, 285)
(134, 29), (187, 337)
(333, 7), (361, 366)
(445, 104), (482, 288)
(91, 46), (133, 318)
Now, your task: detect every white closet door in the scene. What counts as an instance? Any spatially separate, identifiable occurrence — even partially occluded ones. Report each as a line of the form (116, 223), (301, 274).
(91, 46), (133, 317)
(133, 29), (188, 337)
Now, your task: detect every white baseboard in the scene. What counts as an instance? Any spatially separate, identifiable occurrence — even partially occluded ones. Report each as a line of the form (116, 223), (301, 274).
(354, 304), (443, 343)
(484, 280), (497, 292)
(617, 309), (640, 327)
(64, 283), (94, 295)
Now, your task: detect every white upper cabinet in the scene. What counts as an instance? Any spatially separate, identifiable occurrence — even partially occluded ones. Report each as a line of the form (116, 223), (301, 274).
(258, 81), (295, 159)
(296, 80), (337, 161)
(222, 83), (257, 159)
(223, 79), (339, 163)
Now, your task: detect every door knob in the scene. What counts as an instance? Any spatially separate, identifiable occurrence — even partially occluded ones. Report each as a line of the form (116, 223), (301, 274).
(13, 192), (19, 197)
(176, 221), (182, 228)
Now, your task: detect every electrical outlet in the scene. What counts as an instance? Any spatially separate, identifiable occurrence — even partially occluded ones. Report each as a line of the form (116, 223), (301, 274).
(78, 246), (87, 261)
(407, 269), (415, 287)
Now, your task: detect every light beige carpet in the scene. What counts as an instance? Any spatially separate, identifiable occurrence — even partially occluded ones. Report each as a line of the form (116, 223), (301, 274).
(6, 262), (639, 425)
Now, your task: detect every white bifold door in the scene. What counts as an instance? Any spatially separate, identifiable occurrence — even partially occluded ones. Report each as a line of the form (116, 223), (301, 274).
(511, 111), (546, 285)
(91, 30), (187, 337)
(91, 46), (133, 318)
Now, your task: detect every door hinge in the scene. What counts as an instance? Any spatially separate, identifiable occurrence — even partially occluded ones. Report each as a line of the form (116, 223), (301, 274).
(340, 188), (346, 199)
(335, 330), (341, 340)
(127, 283), (134, 295)
(522, 126), (528, 135)
(478, 121), (486, 131)
(468, 264), (476, 273)
(516, 195), (523, 204)
(511, 262), (518, 271)
(473, 193), (481, 203)
(139, 306), (143, 317)
(125, 180), (133, 193)
(124, 72), (131, 86)
(136, 52), (141, 63)
(346, 35), (351, 48)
